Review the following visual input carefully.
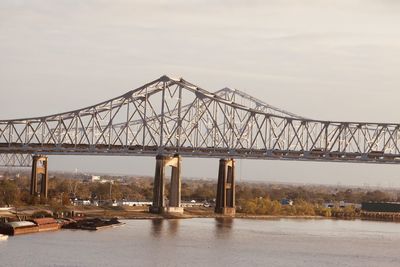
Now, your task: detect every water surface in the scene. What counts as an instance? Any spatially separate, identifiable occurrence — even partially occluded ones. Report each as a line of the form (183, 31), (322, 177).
(1, 218), (399, 267)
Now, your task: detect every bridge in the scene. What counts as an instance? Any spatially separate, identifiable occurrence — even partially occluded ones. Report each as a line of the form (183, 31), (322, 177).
(1, 75), (399, 215)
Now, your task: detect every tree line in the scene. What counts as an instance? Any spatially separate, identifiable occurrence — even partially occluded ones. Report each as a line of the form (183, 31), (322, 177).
(1, 172), (399, 212)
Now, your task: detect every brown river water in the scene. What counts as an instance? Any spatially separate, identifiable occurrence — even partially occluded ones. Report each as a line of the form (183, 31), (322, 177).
(0, 218), (399, 267)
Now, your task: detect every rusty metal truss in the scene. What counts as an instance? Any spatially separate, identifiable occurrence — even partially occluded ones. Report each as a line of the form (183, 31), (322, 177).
(1, 75), (400, 165)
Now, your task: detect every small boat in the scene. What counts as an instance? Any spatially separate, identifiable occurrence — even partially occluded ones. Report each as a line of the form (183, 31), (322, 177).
(0, 234), (9, 241)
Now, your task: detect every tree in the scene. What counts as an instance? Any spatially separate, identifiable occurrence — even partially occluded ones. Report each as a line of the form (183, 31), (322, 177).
(0, 180), (19, 206)
(362, 190), (392, 202)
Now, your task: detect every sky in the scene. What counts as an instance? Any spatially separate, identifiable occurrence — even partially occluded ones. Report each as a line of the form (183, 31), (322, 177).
(1, 0), (400, 186)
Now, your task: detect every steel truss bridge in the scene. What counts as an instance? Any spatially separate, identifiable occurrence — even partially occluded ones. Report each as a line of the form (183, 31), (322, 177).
(2, 75), (400, 215)
(1, 75), (400, 166)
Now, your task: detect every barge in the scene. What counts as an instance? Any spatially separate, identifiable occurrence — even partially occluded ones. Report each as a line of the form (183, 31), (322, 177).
(32, 218), (60, 232)
(0, 217), (122, 235)
(0, 218), (60, 236)
(63, 217), (124, 230)
(0, 221), (39, 236)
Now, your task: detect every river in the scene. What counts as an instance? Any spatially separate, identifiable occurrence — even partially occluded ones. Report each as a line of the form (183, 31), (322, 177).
(0, 218), (399, 267)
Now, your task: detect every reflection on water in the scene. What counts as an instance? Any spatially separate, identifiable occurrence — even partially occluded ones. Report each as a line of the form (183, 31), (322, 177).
(167, 219), (179, 236)
(214, 217), (233, 238)
(215, 217), (234, 229)
(151, 219), (163, 238)
(151, 219), (180, 238)
(1, 218), (400, 267)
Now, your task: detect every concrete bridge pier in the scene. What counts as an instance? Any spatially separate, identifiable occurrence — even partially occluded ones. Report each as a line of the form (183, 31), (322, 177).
(150, 154), (183, 214)
(215, 158), (236, 216)
(30, 155), (49, 198)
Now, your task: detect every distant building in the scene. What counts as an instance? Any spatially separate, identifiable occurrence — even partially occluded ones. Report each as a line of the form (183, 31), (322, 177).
(83, 175), (114, 184)
(72, 198), (91, 206)
(117, 200), (152, 207)
(362, 202), (400, 213)
(324, 201), (361, 209)
(280, 199), (293, 206)
(99, 179), (114, 184)
(91, 176), (101, 182)
(82, 175), (101, 183)
(324, 202), (335, 208)
(181, 201), (204, 208)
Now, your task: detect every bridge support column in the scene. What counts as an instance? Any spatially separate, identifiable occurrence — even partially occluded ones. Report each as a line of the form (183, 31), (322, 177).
(30, 155), (49, 198)
(150, 154), (183, 214)
(215, 158), (236, 216)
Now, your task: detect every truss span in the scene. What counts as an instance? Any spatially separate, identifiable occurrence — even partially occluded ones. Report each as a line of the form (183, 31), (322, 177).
(214, 87), (307, 119)
(1, 75), (400, 164)
(0, 153), (32, 167)
(91, 86), (304, 136)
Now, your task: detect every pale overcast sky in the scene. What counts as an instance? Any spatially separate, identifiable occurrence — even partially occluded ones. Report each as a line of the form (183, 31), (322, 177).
(1, 0), (400, 186)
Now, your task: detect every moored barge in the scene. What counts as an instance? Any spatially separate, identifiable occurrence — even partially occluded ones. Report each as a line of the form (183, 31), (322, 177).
(63, 217), (124, 230)
(0, 221), (39, 236)
(32, 218), (60, 232)
(0, 218), (60, 236)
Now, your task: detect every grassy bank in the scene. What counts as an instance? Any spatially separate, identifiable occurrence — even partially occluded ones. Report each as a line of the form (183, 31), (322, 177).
(238, 197), (359, 219)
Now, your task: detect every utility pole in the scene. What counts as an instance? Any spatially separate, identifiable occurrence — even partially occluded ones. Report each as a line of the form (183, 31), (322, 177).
(109, 182), (112, 201)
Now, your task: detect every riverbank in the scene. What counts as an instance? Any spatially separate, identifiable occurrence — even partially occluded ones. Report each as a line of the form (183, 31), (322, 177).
(0, 206), (325, 223)
(2, 205), (400, 223)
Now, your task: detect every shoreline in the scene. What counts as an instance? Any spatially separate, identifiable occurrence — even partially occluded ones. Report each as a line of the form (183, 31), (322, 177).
(3, 206), (400, 224)
(102, 212), (400, 223)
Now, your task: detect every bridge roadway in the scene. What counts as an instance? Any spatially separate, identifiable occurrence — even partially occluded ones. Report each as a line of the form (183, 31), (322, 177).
(0, 144), (398, 164)
(1, 75), (399, 215)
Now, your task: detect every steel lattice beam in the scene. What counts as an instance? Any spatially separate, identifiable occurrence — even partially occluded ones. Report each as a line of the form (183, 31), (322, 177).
(0, 153), (32, 167)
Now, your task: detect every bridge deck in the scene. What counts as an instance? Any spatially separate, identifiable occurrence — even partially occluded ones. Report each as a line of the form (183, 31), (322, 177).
(1, 143), (399, 164)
